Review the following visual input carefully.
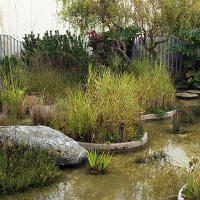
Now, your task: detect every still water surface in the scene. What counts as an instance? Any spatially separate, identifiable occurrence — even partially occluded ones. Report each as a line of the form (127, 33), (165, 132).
(2, 99), (200, 200)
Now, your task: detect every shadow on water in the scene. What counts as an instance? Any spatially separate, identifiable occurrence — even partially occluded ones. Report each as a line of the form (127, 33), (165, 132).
(2, 99), (200, 200)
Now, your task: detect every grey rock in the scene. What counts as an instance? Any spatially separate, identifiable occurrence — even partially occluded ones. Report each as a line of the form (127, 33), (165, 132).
(0, 126), (88, 166)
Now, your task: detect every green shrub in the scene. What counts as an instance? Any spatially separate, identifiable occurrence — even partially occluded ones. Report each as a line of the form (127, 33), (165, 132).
(52, 67), (143, 143)
(0, 137), (59, 194)
(172, 28), (200, 87)
(21, 31), (93, 74)
(88, 27), (139, 67)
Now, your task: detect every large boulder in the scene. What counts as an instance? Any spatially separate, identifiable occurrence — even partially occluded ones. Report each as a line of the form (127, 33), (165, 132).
(0, 126), (88, 166)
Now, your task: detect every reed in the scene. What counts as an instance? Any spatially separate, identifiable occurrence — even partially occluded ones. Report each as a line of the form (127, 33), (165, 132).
(183, 159), (200, 199)
(131, 59), (176, 112)
(0, 60), (27, 122)
(52, 66), (143, 143)
(27, 65), (68, 103)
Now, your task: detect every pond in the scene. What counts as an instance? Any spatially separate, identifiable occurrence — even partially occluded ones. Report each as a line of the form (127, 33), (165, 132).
(1, 99), (200, 200)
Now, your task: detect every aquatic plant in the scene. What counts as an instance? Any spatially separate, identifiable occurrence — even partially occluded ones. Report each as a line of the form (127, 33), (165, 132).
(27, 65), (68, 103)
(148, 107), (167, 119)
(52, 66), (143, 143)
(87, 149), (112, 174)
(172, 111), (180, 134)
(134, 151), (167, 164)
(182, 158), (200, 199)
(30, 105), (56, 126)
(0, 60), (27, 123)
(87, 149), (98, 169)
(130, 59), (176, 112)
(0, 137), (60, 194)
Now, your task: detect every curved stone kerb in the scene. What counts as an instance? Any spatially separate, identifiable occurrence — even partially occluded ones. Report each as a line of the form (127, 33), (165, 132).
(78, 132), (148, 151)
(178, 184), (187, 200)
(140, 110), (176, 121)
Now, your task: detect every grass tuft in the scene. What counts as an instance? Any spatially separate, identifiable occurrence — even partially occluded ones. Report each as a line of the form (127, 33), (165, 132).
(0, 137), (60, 194)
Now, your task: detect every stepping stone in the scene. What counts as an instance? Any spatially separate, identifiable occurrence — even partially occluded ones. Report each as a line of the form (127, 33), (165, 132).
(186, 90), (200, 95)
(175, 92), (198, 99)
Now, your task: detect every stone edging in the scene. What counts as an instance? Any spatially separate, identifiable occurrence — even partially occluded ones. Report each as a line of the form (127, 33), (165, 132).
(178, 184), (187, 200)
(141, 110), (176, 121)
(78, 132), (148, 151)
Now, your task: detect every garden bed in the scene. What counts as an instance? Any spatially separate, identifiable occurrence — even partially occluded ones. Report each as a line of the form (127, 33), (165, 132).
(175, 93), (198, 99)
(141, 110), (176, 120)
(78, 132), (148, 151)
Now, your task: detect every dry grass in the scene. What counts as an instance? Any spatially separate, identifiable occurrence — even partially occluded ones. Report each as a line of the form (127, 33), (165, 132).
(30, 105), (56, 126)
(27, 65), (68, 103)
(0, 112), (8, 126)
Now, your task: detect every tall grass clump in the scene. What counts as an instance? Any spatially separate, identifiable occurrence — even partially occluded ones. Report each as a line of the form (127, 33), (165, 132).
(52, 86), (97, 142)
(27, 65), (68, 103)
(87, 67), (143, 141)
(128, 59), (153, 78)
(0, 60), (27, 122)
(87, 149), (112, 174)
(52, 66), (143, 143)
(129, 59), (176, 113)
(0, 137), (59, 194)
(182, 159), (200, 199)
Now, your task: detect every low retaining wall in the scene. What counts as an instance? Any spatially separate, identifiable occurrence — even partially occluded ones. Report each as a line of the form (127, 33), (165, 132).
(178, 184), (187, 200)
(78, 132), (148, 151)
(141, 110), (176, 121)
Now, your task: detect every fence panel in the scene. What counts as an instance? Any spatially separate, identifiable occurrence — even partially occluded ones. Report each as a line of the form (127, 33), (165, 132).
(132, 35), (195, 77)
(0, 35), (22, 59)
(0, 33), (199, 78)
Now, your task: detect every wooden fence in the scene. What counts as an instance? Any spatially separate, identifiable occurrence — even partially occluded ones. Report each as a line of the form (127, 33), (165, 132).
(0, 35), (22, 59)
(133, 35), (200, 77)
(0, 33), (199, 78)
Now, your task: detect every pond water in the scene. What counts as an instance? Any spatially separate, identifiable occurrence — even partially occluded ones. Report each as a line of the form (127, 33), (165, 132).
(1, 99), (200, 200)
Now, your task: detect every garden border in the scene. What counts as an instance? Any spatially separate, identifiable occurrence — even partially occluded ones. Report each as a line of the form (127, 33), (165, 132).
(78, 132), (148, 151)
(140, 110), (176, 121)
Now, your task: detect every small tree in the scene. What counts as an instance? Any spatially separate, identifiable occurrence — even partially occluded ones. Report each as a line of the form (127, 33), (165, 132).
(57, 0), (200, 64)
(161, 0), (200, 41)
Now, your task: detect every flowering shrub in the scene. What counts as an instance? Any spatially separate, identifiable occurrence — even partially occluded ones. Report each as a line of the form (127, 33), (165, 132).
(88, 30), (118, 60)
(88, 26), (139, 65)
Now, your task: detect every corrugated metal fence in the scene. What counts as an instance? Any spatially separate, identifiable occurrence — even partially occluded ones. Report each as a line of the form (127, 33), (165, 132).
(0, 35), (22, 59)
